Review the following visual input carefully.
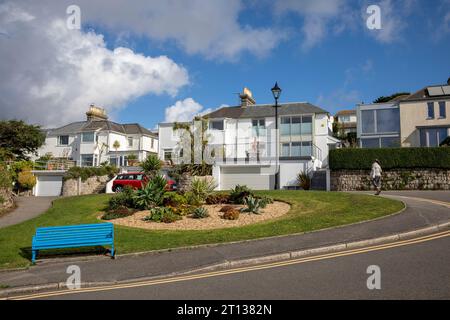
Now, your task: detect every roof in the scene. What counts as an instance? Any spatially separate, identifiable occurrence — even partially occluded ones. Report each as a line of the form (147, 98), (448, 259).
(204, 102), (328, 119)
(403, 85), (450, 102)
(335, 109), (356, 116)
(46, 120), (156, 137)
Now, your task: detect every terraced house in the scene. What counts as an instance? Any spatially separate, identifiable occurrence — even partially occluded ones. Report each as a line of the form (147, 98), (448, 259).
(36, 105), (158, 167)
(159, 88), (339, 190)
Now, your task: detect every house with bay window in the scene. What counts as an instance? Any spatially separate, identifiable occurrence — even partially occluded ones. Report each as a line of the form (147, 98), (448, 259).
(36, 105), (158, 167)
(357, 79), (450, 148)
(158, 88), (339, 190)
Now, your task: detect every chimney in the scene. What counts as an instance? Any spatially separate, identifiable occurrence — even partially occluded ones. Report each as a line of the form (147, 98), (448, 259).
(240, 87), (256, 107)
(86, 104), (108, 121)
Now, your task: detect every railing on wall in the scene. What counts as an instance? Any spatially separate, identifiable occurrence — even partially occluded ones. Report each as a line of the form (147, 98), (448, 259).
(33, 159), (76, 171)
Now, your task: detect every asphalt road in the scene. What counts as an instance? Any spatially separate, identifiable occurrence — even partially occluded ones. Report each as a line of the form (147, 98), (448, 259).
(20, 231), (450, 300)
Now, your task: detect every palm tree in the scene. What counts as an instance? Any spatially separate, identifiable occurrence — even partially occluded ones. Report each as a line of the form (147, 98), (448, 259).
(113, 140), (120, 166)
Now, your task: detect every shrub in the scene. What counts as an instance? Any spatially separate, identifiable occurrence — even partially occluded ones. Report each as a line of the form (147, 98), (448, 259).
(205, 193), (230, 205)
(163, 192), (187, 207)
(329, 147), (450, 170)
(133, 175), (167, 209)
(229, 185), (254, 204)
(141, 154), (162, 177)
(192, 207), (210, 219)
(258, 196), (273, 209)
(0, 163), (12, 189)
(102, 206), (135, 220)
(108, 186), (135, 210)
(17, 168), (36, 190)
(169, 204), (193, 216)
(297, 171), (311, 190)
(64, 165), (118, 182)
(143, 207), (182, 223)
(219, 205), (236, 213)
(186, 178), (217, 205)
(222, 209), (240, 220)
(240, 195), (262, 214)
(0, 195), (4, 204)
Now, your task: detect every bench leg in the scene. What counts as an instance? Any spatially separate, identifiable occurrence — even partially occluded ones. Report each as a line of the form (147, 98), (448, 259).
(110, 245), (115, 259)
(32, 250), (37, 264)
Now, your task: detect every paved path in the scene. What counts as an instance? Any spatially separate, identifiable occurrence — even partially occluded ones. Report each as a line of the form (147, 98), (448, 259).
(0, 191), (448, 291)
(0, 197), (56, 229)
(30, 231), (450, 300)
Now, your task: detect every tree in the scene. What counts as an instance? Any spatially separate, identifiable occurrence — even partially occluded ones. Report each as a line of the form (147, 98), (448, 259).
(141, 154), (162, 177)
(373, 92), (410, 103)
(112, 140), (120, 166)
(0, 120), (45, 160)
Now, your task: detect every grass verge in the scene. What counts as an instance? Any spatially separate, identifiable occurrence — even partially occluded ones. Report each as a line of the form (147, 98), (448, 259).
(0, 191), (404, 269)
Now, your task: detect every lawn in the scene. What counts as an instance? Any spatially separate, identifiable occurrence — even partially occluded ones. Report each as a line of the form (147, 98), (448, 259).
(0, 191), (404, 270)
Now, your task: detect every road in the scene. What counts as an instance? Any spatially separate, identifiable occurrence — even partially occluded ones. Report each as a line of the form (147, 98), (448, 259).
(14, 230), (450, 300)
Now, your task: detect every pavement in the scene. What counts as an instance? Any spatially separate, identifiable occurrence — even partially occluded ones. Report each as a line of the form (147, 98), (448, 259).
(0, 196), (56, 229)
(0, 191), (449, 297)
(26, 230), (450, 300)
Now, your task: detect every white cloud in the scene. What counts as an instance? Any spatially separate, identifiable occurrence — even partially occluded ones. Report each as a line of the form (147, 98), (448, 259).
(0, 2), (189, 127)
(164, 98), (211, 123)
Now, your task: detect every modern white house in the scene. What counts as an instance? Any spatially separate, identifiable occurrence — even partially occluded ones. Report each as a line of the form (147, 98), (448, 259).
(158, 88), (339, 190)
(36, 105), (158, 167)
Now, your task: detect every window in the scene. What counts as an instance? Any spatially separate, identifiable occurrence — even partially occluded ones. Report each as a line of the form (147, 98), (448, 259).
(281, 143), (290, 157)
(164, 149), (173, 161)
(301, 141), (312, 156)
(340, 115), (351, 123)
(420, 128), (449, 147)
(209, 120), (224, 131)
(361, 138), (379, 148)
(280, 116), (312, 136)
(252, 119), (266, 136)
(151, 138), (154, 149)
(81, 154), (94, 167)
(280, 141), (313, 157)
(301, 116), (313, 134)
(439, 102), (446, 119)
(109, 156), (119, 167)
(376, 108), (399, 133)
(427, 102), (435, 119)
(82, 132), (95, 142)
(361, 110), (376, 134)
(128, 137), (133, 147)
(280, 117), (291, 136)
(380, 137), (400, 148)
(58, 135), (69, 146)
(291, 142), (301, 156)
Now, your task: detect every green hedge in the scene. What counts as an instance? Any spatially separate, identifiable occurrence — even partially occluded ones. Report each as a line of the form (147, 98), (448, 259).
(329, 147), (450, 170)
(64, 165), (119, 182)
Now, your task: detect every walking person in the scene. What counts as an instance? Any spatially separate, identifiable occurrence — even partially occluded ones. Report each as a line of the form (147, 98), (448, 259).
(371, 159), (382, 195)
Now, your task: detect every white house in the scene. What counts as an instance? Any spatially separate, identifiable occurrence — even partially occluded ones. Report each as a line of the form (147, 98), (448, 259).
(158, 88), (339, 190)
(36, 105), (158, 167)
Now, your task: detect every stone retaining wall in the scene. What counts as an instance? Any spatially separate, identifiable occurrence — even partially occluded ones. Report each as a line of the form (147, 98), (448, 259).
(0, 187), (14, 212)
(331, 169), (450, 191)
(62, 175), (110, 196)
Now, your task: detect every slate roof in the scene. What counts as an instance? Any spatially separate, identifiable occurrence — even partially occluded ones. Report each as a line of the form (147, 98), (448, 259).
(403, 86), (450, 102)
(204, 102), (328, 119)
(45, 120), (156, 137)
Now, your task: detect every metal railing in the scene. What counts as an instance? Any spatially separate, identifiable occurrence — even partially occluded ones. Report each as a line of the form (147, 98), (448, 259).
(32, 159), (76, 171)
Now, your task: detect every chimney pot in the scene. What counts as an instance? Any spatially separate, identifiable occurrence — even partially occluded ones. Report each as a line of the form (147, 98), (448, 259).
(239, 87), (256, 107)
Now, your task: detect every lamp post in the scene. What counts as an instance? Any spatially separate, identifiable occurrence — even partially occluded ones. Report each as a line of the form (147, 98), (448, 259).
(271, 82), (282, 190)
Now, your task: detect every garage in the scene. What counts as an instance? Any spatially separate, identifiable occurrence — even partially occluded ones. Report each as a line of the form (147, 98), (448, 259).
(32, 172), (64, 197)
(220, 166), (274, 190)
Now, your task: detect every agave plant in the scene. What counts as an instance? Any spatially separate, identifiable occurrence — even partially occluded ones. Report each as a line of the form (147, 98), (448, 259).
(240, 195), (262, 214)
(192, 207), (210, 219)
(133, 175), (167, 209)
(297, 171), (311, 190)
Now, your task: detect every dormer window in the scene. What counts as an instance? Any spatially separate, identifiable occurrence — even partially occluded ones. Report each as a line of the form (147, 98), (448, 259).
(209, 120), (224, 131)
(58, 135), (69, 146)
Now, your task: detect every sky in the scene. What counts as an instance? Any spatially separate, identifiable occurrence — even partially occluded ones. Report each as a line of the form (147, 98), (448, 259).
(0, 0), (449, 129)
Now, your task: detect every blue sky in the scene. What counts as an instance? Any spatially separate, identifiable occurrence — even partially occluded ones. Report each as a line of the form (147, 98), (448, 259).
(1, 0), (449, 129)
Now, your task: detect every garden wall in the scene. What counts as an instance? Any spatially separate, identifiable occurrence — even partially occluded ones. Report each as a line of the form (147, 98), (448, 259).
(62, 175), (110, 196)
(331, 169), (450, 191)
(0, 187), (14, 212)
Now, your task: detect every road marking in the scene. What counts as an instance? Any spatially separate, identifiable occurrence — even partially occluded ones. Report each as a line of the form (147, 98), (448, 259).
(7, 229), (450, 300)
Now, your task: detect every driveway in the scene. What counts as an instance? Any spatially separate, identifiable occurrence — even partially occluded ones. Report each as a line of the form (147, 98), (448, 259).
(0, 196), (57, 229)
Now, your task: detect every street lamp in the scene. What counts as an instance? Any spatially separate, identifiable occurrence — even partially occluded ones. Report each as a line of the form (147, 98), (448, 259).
(271, 82), (282, 190)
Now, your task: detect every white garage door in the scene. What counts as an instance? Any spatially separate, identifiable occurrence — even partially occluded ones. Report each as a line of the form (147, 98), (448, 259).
(36, 176), (63, 196)
(221, 167), (272, 190)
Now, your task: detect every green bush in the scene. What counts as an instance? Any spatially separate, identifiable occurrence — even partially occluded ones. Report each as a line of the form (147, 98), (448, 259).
(141, 154), (162, 177)
(108, 186), (135, 210)
(133, 175), (167, 209)
(192, 207), (210, 219)
(0, 195), (4, 204)
(163, 192), (187, 207)
(185, 178), (216, 205)
(258, 196), (273, 209)
(0, 163), (12, 189)
(297, 171), (311, 190)
(143, 207), (182, 223)
(240, 195), (262, 214)
(329, 147), (450, 170)
(229, 185), (254, 204)
(64, 165), (118, 182)
(222, 208), (240, 220)
(205, 193), (230, 205)
(102, 207), (136, 220)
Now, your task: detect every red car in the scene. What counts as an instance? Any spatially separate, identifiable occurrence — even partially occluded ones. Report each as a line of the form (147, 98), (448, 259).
(112, 172), (176, 192)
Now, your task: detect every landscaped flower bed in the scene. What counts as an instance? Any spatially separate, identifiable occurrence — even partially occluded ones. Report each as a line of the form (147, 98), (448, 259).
(100, 175), (287, 230)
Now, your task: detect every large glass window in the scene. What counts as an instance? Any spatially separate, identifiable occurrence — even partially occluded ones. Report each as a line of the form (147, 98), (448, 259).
(209, 120), (224, 131)
(380, 137), (400, 148)
(252, 119), (266, 136)
(361, 138), (379, 148)
(58, 135), (69, 145)
(82, 132), (95, 142)
(301, 141), (312, 156)
(291, 117), (301, 135)
(280, 141), (313, 157)
(164, 149), (173, 161)
(439, 102), (446, 119)
(301, 116), (313, 134)
(361, 110), (375, 134)
(280, 117), (290, 136)
(377, 108), (399, 133)
(281, 143), (290, 157)
(291, 142), (301, 156)
(420, 128), (449, 147)
(280, 116), (312, 136)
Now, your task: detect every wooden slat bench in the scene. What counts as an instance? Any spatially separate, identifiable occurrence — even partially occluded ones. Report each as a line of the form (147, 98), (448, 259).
(31, 223), (115, 263)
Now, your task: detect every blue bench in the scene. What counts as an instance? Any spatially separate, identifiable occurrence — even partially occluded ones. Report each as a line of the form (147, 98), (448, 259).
(32, 223), (115, 263)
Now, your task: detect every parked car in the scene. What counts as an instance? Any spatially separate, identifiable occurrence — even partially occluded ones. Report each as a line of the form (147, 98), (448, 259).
(112, 172), (176, 192)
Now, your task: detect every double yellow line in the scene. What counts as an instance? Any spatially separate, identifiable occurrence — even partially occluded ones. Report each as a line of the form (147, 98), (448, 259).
(7, 229), (450, 300)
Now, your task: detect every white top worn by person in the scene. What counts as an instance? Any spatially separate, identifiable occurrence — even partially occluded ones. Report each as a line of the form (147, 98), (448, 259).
(371, 161), (382, 178)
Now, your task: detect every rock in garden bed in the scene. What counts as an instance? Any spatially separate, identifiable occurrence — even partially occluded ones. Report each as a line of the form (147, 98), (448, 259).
(107, 201), (291, 231)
